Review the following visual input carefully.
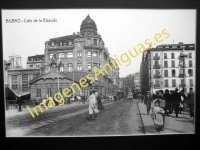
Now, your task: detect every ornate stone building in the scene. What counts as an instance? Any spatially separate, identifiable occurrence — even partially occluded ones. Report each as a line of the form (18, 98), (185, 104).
(29, 15), (119, 99)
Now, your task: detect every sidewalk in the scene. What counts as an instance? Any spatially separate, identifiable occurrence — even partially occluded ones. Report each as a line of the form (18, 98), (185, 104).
(5, 99), (107, 118)
(137, 102), (195, 134)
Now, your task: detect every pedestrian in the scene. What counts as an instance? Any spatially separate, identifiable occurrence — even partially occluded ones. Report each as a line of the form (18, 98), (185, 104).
(163, 89), (170, 116)
(172, 88), (181, 118)
(169, 90), (174, 114)
(138, 92), (141, 103)
(82, 95), (86, 104)
(187, 88), (194, 118)
(179, 90), (186, 114)
(16, 95), (24, 112)
(35, 97), (40, 106)
(144, 91), (152, 115)
(157, 90), (166, 129)
(114, 94), (117, 102)
(42, 97), (47, 105)
(96, 93), (105, 110)
(86, 91), (99, 121)
(151, 100), (165, 134)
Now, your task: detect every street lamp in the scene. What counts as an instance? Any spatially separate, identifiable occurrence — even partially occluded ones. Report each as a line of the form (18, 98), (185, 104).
(179, 47), (188, 91)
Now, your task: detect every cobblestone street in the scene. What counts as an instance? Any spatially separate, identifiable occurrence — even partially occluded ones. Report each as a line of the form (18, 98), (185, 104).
(6, 99), (144, 136)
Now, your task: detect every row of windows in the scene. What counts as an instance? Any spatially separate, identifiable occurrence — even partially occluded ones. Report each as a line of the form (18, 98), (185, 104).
(154, 52), (193, 59)
(51, 41), (71, 47)
(154, 60), (193, 67)
(57, 63), (99, 72)
(155, 79), (193, 87)
(155, 69), (193, 77)
(29, 57), (45, 61)
(51, 39), (100, 47)
(11, 74), (38, 90)
(50, 51), (101, 59)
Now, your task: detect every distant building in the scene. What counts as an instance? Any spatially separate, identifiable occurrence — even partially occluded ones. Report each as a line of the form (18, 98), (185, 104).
(9, 55), (22, 68)
(133, 72), (140, 91)
(140, 43), (195, 94)
(27, 54), (45, 69)
(4, 55), (41, 98)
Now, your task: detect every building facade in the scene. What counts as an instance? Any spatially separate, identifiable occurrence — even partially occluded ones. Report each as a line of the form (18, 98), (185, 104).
(133, 72), (140, 91)
(4, 55), (42, 98)
(29, 15), (119, 99)
(140, 43), (195, 94)
(27, 54), (45, 69)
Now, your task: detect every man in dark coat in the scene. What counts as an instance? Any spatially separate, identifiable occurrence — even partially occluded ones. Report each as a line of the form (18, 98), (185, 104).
(16, 95), (24, 112)
(169, 90), (174, 114)
(172, 88), (181, 118)
(144, 91), (152, 115)
(163, 89), (170, 116)
(187, 88), (194, 118)
(97, 93), (105, 110)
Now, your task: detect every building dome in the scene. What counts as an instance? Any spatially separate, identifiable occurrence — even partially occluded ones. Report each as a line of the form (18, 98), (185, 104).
(80, 15), (97, 35)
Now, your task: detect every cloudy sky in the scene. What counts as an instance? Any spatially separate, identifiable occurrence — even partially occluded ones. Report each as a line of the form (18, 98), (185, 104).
(2, 9), (196, 77)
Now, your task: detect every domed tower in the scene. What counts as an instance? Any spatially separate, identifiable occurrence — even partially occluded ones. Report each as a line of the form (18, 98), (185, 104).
(80, 15), (97, 35)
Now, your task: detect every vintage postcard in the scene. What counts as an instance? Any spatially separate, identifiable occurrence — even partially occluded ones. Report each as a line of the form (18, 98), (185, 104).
(2, 9), (195, 137)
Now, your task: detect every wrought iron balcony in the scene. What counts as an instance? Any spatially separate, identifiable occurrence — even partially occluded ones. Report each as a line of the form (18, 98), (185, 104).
(179, 74), (185, 78)
(189, 73), (193, 77)
(154, 84), (161, 89)
(179, 64), (186, 68)
(179, 84), (185, 87)
(154, 74), (161, 78)
(179, 53), (188, 58)
(153, 65), (161, 69)
(84, 45), (104, 50)
(153, 56), (160, 60)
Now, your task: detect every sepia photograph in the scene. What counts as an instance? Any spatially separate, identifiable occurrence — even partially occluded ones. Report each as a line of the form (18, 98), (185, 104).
(2, 9), (195, 137)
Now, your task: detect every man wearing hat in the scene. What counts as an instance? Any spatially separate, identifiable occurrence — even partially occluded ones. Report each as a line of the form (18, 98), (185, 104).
(144, 91), (152, 115)
(16, 94), (24, 112)
(187, 88), (194, 118)
(164, 89), (170, 116)
(172, 88), (181, 118)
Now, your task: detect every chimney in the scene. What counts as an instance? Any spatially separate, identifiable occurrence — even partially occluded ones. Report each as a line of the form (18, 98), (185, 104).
(73, 32), (75, 35)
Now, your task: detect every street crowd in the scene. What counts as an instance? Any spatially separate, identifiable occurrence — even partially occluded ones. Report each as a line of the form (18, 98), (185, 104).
(137, 88), (195, 133)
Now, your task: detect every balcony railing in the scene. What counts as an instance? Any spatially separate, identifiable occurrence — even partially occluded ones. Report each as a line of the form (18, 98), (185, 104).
(153, 65), (161, 69)
(189, 73), (193, 77)
(84, 45), (104, 50)
(154, 84), (161, 89)
(48, 45), (74, 50)
(179, 84), (185, 87)
(179, 64), (186, 68)
(153, 56), (160, 60)
(179, 74), (185, 78)
(154, 74), (161, 78)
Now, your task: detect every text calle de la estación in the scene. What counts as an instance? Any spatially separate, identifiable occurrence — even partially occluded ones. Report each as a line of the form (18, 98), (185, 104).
(6, 18), (57, 23)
